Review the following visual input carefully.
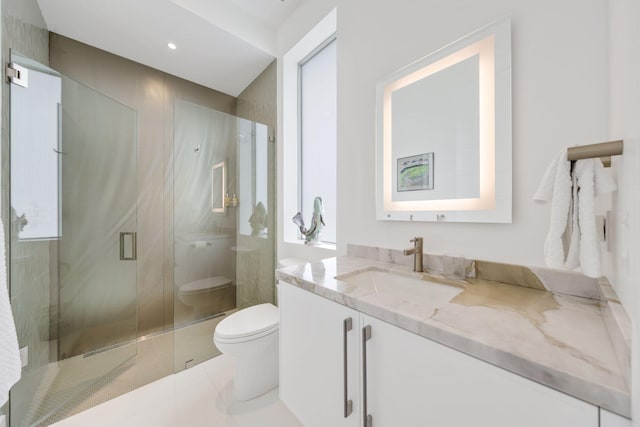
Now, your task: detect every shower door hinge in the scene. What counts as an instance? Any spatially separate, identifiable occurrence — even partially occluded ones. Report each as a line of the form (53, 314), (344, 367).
(7, 62), (28, 88)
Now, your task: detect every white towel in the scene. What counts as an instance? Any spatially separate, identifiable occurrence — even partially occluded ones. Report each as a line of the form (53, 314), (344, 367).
(534, 151), (617, 278)
(573, 159), (617, 277)
(0, 218), (21, 407)
(533, 150), (572, 269)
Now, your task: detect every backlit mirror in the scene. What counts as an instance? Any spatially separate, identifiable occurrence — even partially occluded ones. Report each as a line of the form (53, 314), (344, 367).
(211, 161), (226, 213)
(375, 18), (512, 223)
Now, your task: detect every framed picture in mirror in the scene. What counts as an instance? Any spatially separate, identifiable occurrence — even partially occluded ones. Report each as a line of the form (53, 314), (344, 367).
(397, 152), (434, 192)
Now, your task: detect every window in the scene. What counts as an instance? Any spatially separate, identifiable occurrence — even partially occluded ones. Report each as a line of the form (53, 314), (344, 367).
(282, 9), (337, 248)
(298, 37), (336, 243)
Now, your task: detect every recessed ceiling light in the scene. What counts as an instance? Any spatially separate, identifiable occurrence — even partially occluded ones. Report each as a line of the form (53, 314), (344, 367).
(168, 43), (177, 50)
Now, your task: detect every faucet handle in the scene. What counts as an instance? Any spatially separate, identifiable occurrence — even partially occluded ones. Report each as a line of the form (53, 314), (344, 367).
(410, 237), (423, 244)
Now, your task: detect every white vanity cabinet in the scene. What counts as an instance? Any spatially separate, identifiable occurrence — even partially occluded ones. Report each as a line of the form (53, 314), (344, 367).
(279, 282), (361, 427)
(600, 409), (632, 427)
(362, 314), (598, 427)
(279, 281), (600, 427)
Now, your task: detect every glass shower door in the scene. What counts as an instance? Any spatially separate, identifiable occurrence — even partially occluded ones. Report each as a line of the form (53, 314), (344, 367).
(8, 52), (137, 426)
(57, 75), (138, 360)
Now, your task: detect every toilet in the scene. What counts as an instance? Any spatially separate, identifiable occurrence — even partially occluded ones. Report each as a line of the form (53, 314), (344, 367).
(178, 276), (235, 318)
(213, 303), (280, 401)
(213, 258), (307, 401)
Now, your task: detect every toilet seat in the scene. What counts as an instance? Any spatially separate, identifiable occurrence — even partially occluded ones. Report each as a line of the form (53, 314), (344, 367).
(179, 276), (231, 295)
(214, 303), (279, 343)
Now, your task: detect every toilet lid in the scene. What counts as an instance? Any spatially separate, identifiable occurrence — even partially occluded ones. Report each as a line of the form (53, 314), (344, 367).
(215, 303), (279, 340)
(180, 276), (231, 293)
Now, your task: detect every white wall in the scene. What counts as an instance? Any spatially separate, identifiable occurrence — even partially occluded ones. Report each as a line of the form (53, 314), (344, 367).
(607, 0), (640, 424)
(278, 0), (610, 265)
(337, 0), (608, 265)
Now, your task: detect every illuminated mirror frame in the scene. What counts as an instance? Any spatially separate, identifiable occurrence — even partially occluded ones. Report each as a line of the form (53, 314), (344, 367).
(375, 18), (511, 223)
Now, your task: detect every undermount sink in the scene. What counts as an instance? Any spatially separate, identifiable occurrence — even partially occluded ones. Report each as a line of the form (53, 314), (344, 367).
(336, 269), (462, 303)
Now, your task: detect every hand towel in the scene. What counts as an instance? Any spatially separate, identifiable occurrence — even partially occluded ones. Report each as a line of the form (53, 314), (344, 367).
(572, 159), (617, 278)
(534, 151), (617, 278)
(0, 218), (21, 408)
(564, 169), (580, 270)
(533, 150), (572, 269)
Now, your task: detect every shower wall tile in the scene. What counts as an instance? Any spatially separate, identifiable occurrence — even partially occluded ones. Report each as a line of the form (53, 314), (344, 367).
(236, 60), (277, 129)
(49, 34), (236, 337)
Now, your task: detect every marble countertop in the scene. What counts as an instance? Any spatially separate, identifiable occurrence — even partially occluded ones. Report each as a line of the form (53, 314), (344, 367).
(276, 256), (630, 417)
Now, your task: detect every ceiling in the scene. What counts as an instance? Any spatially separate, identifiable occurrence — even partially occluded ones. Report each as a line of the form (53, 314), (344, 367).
(37, 0), (304, 96)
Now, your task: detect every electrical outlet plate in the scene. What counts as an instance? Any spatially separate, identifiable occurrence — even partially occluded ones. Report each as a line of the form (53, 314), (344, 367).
(19, 346), (28, 368)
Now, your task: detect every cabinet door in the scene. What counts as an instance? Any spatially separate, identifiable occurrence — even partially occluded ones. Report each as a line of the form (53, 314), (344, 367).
(279, 282), (360, 427)
(600, 409), (632, 427)
(362, 315), (599, 427)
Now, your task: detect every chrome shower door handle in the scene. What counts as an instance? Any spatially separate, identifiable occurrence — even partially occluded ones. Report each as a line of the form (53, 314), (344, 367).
(119, 232), (137, 261)
(362, 325), (372, 427)
(343, 317), (353, 418)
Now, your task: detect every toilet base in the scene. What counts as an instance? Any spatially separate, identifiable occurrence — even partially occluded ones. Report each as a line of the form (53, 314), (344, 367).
(232, 336), (279, 401)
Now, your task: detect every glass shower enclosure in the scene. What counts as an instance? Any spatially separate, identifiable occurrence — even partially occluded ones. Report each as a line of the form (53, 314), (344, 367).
(173, 100), (275, 371)
(8, 52), (138, 426)
(6, 53), (276, 425)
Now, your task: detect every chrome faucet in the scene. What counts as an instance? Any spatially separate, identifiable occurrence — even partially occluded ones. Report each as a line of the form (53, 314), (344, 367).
(402, 237), (423, 272)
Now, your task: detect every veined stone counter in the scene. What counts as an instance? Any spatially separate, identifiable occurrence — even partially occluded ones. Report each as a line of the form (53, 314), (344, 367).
(276, 254), (630, 418)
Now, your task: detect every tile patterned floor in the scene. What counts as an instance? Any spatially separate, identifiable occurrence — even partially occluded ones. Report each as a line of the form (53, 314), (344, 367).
(13, 316), (233, 425)
(51, 355), (302, 427)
